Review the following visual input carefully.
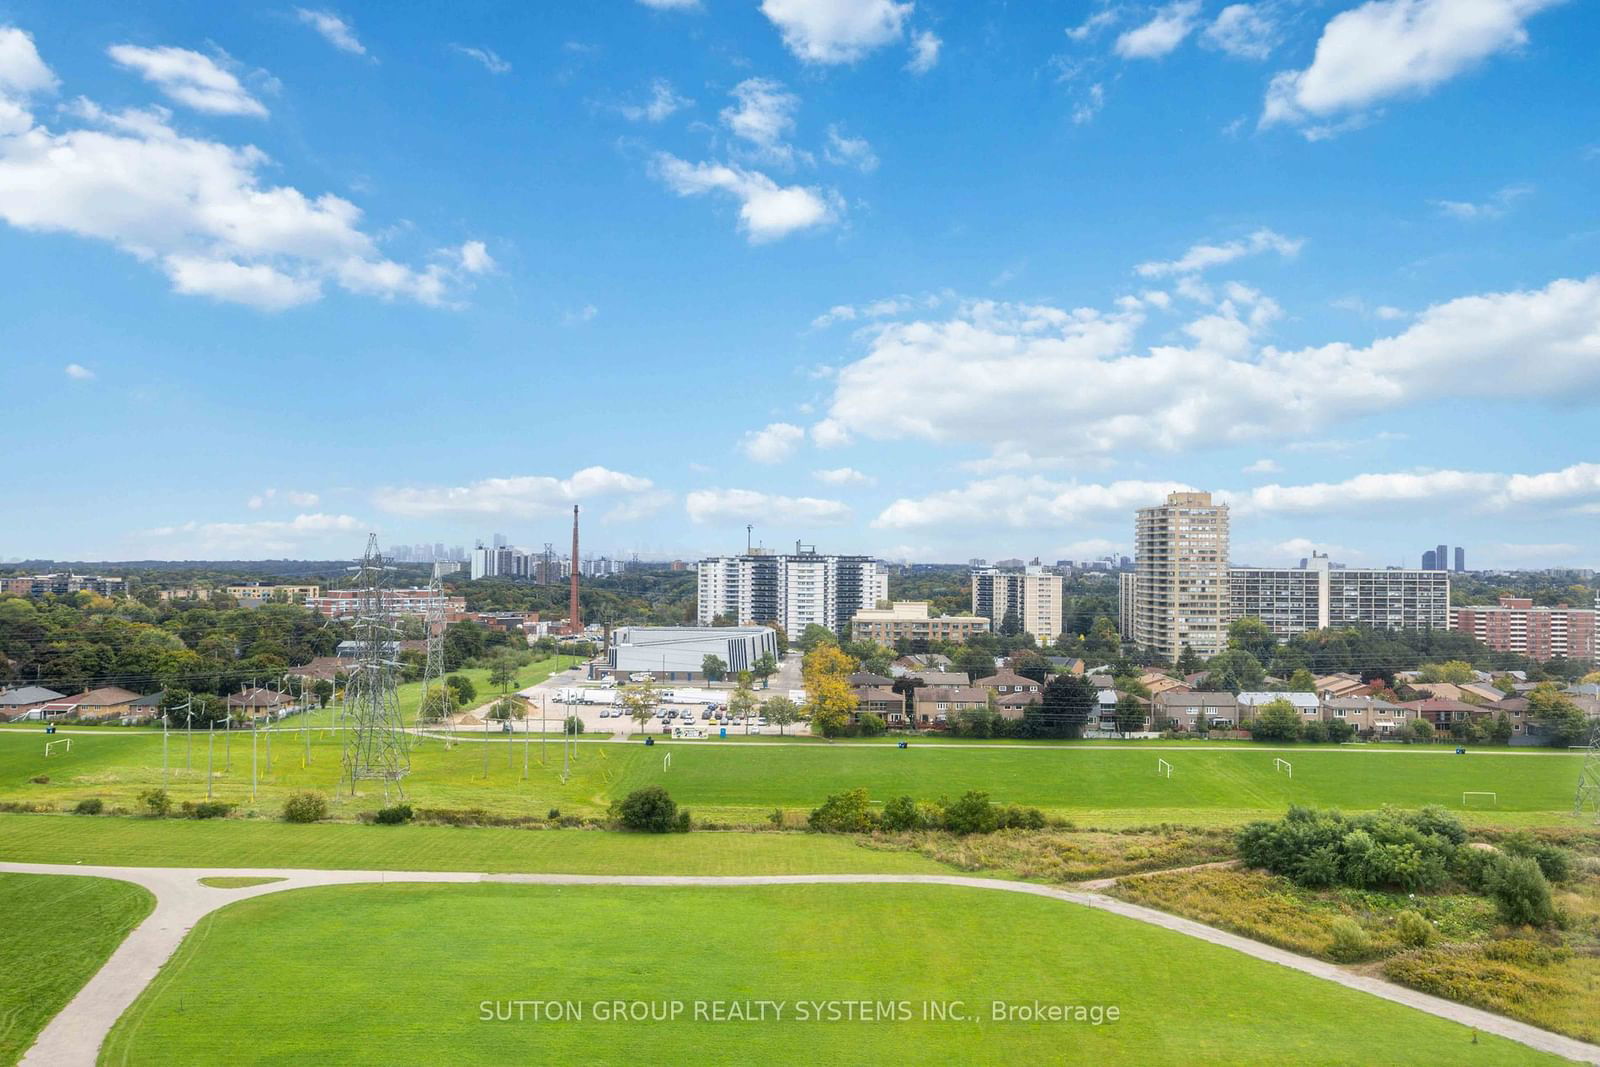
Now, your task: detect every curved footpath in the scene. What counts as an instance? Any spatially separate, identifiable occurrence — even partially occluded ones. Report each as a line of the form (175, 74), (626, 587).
(4, 862), (1598, 1066)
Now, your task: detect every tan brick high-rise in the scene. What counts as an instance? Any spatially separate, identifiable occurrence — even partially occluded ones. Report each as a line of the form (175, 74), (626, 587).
(1132, 491), (1230, 662)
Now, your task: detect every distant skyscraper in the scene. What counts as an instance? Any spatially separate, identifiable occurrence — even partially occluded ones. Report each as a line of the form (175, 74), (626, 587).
(493, 533), (508, 549)
(1422, 549), (1437, 570)
(1436, 544), (1447, 571)
(1454, 546), (1465, 573)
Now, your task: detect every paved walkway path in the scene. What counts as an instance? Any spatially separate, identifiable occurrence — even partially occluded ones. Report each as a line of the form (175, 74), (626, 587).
(5, 861), (1597, 1066)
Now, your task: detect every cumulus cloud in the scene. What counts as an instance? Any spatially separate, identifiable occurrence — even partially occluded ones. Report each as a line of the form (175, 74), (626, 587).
(813, 467), (875, 486)
(686, 488), (851, 525)
(1229, 463), (1600, 515)
(451, 44), (511, 74)
(64, 362), (94, 380)
(1243, 458), (1281, 474)
(145, 512), (363, 553)
(760, 0), (912, 64)
(721, 78), (803, 165)
(1072, 83), (1107, 125)
(812, 275), (1600, 461)
(651, 153), (840, 242)
(295, 9), (367, 56)
(875, 478), (1196, 529)
(1115, 1), (1201, 59)
(108, 45), (267, 117)
(906, 30), (941, 73)
(247, 488), (320, 510)
(1261, 0), (1562, 136)
(0, 35), (487, 311)
(741, 422), (806, 463)
(619, 78), (692, 122)
(374, 467), (657, 519)
(1202, 4), (1277, 60)
(823, 124), (878, 172)
(1136, 228), (1302, 277)
(1432, 183), (1533, 220)
(0, 27), (57, 97)
(1067, 10), (1120, 41)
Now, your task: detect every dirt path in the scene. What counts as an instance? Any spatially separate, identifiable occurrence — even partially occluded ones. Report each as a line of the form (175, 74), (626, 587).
(1075, 858), (1241, 891)
(5, 861), (1597, 1066)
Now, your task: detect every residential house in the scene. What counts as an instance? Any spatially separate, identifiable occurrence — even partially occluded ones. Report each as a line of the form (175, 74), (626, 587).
(1459, 682), (1510, 704)
(1153, 691), (1237, 730)
(893, 653), (952, 672)
(1042, 656), (1085, 675)
(853, 686), (907, 727)
(286, 657), (345, 683)
(1138, 671), (1189, 698)
(1320, 696), (1414, 736)
(972, 670), (1043, 699)
(0, 686), (66, 721)
(1236, 691), (1320, 724)
(846, 671), (894, 688)
(911, 670), (973, 688)
(912, 685), (989, 726)
(56, 687), (143, 722)
(994, 691), (1041, 720)
(1314, 673), (1369, 699)
(1402, 697), (1489, 730)
(227, 687), (294, 720)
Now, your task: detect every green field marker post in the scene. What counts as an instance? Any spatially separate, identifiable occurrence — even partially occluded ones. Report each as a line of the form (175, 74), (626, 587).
(206, 722), (214, 799)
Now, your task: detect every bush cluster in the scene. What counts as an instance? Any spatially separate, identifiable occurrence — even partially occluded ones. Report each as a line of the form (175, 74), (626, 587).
(282, 791), (329, 823)
(808, 788), (1045, 836)
(182, 800), (233, 820)
(138, 787), (172, 817)
(74, 797), (104, 815)
(1236, 806), (1466, 892)
(615, 786), (691, 833)
(374, 803), (414, 825)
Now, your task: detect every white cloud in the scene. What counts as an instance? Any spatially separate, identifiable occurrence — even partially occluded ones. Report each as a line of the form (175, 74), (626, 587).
(1115, 1), (1201, 59)
(906, 30), (941, 74)
(823, 124), (878, 172)
(1135, 228), (1302, 277)
(1228, 463), (1600, 515)
(1243, 458), (1281, 474)
(247, 488), (320, 510)
(740, 422), (806, 463)
(813, 466), (875, 486)
(604, 489), (673, 523)
(875, 477), (1196, 529)
(457, 240), (494, 273)
(0, 44), (485, 311)
(809, 291), (946, 329)
(686, 488), (851, 525)
(107, 45), (267, 117)
(1202, 4), (1277, 60)
(144, 512), (363, 553)
(451, 45), (511, 74)
(1072, 83), (1106, 125)
(637, 0), (701, 8)
(1261, 0), (1562, 135)
(759, 0), (912, 64)
(374, 467), (657, 519)
(651, 153), (840, 243)
(295, 9), (367, 56)
(563, 303), (599, 325)
(619, 78), (691, 122)
(813, 275), (1600, 460)
(64, 362), (94, 380)
(0, 27), (57, 97)
(1432, 183), (1533, 220)
(1066, 10), (1119, 41)
(721, 78), (804, 166)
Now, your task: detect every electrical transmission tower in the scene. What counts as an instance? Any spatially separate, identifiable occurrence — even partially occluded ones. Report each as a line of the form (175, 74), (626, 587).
(1575, 715), (1600, 822)
(340, 534), (410, 796)
(417, 561), (452, 744)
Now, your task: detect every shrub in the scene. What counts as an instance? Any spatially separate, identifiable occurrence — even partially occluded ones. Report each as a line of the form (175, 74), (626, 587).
(74, 797), (104, 815)
(29, 774), (48, 784)
(1394, 910), (1435, 948)
(857, 711), (886, 737)
(283, 791), (329, 823)
(375, 803), (414, 825)
(1301, 721), (1328, 744)
(1237, 806), (1458, 892)
(996, 804), (1047, 831)
(768, 807), (785, 828)
(1484, 854), (1555, 927)
(1327, 917), (1373, 962)
(808, 787), (875, 833)
(138, 788), (172, 817)
(617, 786), (679, 832)
(548, 807), (562, 820)
(674, 808), (692, 833)
(942, 790), (999, 836)
(186, 801), (233, 820)
(565, 715), (585, 734)
(1498, 832), (1573, 883)
(879, 794), (923, 832)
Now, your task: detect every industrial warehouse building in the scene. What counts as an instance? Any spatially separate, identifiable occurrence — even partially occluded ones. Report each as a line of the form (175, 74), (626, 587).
(598, 626), (779, 681)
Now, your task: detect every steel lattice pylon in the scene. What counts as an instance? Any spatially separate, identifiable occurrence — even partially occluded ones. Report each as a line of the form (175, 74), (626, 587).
(1574, 715), (1600, 822)
(340, 534), (410, 795)
(416, 562), (452, 742)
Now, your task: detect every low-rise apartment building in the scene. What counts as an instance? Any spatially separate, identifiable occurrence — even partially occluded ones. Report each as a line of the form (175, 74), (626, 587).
(851, 601), (990, 647)
(226, 583), (321, 603)
(1, 573), (125, 598)
(1451, 596), (1597, 662)
(307, 589), (466, 619)
(1229, 554), (1451, 641)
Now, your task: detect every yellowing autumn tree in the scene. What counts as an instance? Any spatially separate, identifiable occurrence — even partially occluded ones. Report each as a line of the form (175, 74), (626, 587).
(803, 643), (859, 738)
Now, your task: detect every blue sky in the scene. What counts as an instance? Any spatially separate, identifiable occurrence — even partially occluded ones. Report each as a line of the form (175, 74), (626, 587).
(2, 0), (1597, 568)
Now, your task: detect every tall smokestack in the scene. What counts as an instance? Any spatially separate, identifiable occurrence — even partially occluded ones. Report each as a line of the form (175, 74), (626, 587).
(569, 504), (581, 635)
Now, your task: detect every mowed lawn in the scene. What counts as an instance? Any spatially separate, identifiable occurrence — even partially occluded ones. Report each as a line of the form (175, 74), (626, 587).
(0, 728), (1581, 824)
(100, 883), (1554, 1066)
(0, 873), (153, 1066)
(0, 815), (951, 875)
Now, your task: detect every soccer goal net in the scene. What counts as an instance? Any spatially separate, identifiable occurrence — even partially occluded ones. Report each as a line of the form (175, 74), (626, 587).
(1156, 758), (1172, 778)
(1274, 758), (1292, 778)
(44, 738), (72, 757)
(1462, 791), (1498, 808)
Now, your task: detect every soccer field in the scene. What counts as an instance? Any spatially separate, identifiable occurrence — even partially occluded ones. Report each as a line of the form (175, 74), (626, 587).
(99, 882), (1553, 1066)
(0, 728), (1581, 826)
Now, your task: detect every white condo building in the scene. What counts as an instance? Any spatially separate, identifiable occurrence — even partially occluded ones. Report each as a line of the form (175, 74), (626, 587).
(1230, 554), (1451, 639)
(696, 549), (888, 637)
(970, 565), (1063, 643)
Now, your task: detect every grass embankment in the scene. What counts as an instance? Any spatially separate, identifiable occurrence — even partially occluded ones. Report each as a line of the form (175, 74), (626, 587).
(1, 728), (1583, 827)
(0, 814), (952, 875)
(100, 882), (1556, 1066)
(197, 876), (285, 889)
(0, 873), (154, 1066)
(1110, 834), (1600, 1044)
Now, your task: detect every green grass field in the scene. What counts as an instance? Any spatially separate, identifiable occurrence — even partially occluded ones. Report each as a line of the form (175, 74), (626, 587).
(99, 882), (1554, 1066)
(0, 873), (154, 1066)
(0, 815), (952, 874)
(1, 726), (1582, 826)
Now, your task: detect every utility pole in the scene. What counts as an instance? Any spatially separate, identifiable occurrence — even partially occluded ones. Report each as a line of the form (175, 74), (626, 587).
(206, 721), (214, 799)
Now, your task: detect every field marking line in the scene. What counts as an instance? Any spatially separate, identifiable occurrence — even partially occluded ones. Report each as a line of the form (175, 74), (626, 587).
(3, 860), (1597, 1067)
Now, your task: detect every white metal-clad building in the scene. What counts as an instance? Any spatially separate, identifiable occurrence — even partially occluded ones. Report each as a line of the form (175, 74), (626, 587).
(603, 626), (778, 681)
